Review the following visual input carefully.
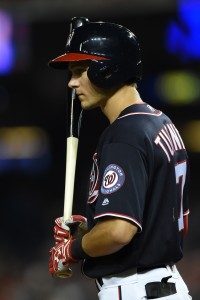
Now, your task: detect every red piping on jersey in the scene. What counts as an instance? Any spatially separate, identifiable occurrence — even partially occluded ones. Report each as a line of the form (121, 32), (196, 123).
(94, 212), (142, 232)
(118, 111), (162, 120)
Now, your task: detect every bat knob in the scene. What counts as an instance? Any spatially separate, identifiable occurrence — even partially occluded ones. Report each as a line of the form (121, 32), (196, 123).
(70, 17), (90, 32)
(55, 267), (73, 278)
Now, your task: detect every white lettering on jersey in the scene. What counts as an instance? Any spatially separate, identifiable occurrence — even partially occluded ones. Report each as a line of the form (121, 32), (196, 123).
(154, 123), (185, 162)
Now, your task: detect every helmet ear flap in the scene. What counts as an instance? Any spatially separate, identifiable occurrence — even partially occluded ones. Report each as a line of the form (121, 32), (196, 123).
(88, 60), (123, 89)
(100, 64), (119, 79)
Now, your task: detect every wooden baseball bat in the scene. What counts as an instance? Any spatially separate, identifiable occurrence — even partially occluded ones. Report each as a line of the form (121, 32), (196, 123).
(64, 88), (82, 221)
(55, 88), (82, 279)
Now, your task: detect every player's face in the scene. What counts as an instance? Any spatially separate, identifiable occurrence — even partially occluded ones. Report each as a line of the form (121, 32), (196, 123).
(68, 61), (109, 110)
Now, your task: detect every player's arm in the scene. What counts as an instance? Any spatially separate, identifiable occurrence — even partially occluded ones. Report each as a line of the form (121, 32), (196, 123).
(49, 216), (138, 277)
(82, 217), (138, 257)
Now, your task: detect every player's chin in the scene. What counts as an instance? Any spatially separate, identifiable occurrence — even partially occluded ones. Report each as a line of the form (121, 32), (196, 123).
(80, 100), (97, 111)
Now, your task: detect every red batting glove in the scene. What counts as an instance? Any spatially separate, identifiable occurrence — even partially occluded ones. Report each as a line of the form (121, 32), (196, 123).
(49, 237), (79, 278)
(54, 215), (87, 243)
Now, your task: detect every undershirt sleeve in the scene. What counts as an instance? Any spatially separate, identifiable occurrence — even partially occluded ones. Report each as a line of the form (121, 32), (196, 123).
(94, 142), (148, 231)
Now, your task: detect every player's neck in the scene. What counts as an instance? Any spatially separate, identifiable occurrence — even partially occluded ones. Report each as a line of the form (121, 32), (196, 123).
(101, 85), (142, 124)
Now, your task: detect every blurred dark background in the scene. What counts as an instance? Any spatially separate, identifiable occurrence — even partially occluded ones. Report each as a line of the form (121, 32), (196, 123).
(0, 0), (200, 299)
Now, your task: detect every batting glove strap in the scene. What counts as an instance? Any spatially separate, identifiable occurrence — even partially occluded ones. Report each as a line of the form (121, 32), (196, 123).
(63, 238), (79, 264)
(71, 237), (91, 260)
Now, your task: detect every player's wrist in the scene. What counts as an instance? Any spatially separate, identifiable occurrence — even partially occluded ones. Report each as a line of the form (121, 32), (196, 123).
(71, 237), (91, 260)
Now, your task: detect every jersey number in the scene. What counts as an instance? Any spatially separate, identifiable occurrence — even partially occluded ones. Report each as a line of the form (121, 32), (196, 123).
(175, 161), (186, 231)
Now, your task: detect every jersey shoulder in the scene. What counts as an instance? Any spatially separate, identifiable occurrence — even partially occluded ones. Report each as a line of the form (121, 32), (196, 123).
(103, 103), (167, 146)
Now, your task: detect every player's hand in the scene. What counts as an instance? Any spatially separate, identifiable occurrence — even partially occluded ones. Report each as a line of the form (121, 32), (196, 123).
(49, 238), (79, 278)
(54, 215), (88, 243)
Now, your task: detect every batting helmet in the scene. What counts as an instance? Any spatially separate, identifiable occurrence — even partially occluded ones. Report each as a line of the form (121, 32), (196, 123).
(49, 17), (142, 89)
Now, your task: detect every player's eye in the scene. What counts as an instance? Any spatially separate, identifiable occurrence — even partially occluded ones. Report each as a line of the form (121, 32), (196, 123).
(70, 68), (84, 78)
(77, 67), (87, 75)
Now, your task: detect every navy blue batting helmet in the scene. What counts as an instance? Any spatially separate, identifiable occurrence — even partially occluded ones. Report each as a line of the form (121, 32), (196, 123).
(49, 17), (142, 89)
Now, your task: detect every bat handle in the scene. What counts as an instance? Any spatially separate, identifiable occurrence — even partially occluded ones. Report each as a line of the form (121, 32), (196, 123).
(63, 136), (79, 221)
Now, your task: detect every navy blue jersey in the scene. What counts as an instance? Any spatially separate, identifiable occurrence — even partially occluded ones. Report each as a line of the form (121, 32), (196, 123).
(83, 103), (190, 278)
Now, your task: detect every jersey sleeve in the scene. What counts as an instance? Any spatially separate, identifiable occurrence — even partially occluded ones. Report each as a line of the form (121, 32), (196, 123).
(94, 142), (148, 231)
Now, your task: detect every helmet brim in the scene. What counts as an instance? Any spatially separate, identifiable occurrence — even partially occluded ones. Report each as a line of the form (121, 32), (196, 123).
(48, 52), (108, 69)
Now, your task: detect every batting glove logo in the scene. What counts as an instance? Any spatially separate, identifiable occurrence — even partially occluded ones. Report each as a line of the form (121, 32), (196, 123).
(101, 164), (125, 194)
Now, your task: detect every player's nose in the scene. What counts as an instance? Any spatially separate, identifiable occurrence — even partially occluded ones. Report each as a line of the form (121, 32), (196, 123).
(68, 76), (80, 89)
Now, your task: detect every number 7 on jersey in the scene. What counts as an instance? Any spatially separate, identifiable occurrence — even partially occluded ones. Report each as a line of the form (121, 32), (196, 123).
(175, 160), (187, 231)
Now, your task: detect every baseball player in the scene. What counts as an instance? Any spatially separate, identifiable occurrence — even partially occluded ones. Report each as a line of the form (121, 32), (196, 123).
(48, 17), (192, 299)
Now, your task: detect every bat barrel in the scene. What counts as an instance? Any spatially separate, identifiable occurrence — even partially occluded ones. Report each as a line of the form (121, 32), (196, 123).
(63, 136), (79, 221)
(63, 88), (82, 221)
